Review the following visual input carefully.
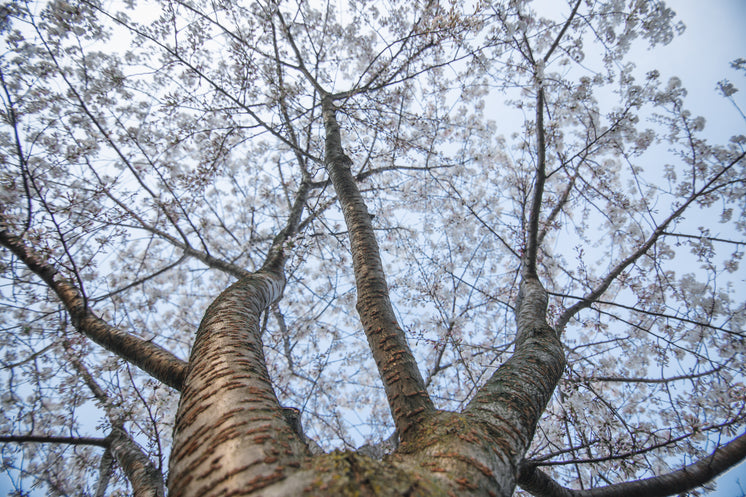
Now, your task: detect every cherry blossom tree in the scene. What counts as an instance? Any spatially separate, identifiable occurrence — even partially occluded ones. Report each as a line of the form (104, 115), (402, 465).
(1, 0), (744, 496)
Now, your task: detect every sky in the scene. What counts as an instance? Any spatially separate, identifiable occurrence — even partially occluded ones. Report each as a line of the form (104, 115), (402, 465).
(1, 0), (745, 495)
(651, 1), (746, 138)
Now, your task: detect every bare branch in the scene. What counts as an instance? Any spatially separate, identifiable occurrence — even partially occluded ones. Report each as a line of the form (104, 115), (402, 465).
(585, 364), (726, 384)
(0, 226), (188, 390)
(0, 435), (110, 447)
(525, 87), (547, 278)
(543, 0), (583, 63)
(68, 350), (165, 497)
(518, 431), (746, 497)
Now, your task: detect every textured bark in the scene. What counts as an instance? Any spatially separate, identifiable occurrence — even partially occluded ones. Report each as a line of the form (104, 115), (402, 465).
(107, 427), (165, 497)
(452, 276), (566, 497)
(0, 433), (162, 496)
(312, 99), (566, 497)
(321, 97), (434, 437)
(391, 411), (526, 497)
(0, 227), (188, 390)
(166, 158), (311, 496)
(517, 431), (746, 497)
(95, 448), (114, 497)
(150, 159), (727, 497)
(159, 100), (734, 497)
(167, 271), (309, 497)
(525, 88), (547, 278)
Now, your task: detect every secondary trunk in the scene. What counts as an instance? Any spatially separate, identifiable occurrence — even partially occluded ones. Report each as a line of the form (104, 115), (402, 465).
(167, 271), (310, 497)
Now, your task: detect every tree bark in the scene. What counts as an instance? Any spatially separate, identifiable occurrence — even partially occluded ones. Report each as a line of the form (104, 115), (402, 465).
(107, 427), (165, 497)
(167, 271), (310, 497)
(68, 344), (166, 497)
(321, 97), (434, 437)
(312, 99), (568, 497)
(0, 435), (109, 447)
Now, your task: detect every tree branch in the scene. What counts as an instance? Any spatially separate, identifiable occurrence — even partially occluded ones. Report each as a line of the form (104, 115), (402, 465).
(543, 0), (583, 63)
(525, 87), (547, 278)
(0, 225), (188, 391)
(95, 448), (115, 497)
(556, 151), (746, 332)
(537, 173), (576, 248)
(84, 170), (250, 279)
(168, 181), (311, 496)
(29, 13), (195, 249)
(0, 435), (109, 447)
(584, 364), (725, 384)
(466, 276), (565, 463)
(82, 0), (323, 164)
(167, 271), (309, 496)
(321, 97), (434, 437)
(0, 66), (33, 231)
(272, 4), (329, 97)
(518, 431), (746, 497)
(547, 290), (743, 338)
(68, 349), (165, 497)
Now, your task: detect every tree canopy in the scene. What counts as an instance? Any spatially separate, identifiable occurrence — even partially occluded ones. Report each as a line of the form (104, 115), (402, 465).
(0, 0), (744, 496)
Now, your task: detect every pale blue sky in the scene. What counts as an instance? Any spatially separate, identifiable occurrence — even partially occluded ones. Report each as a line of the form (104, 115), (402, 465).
(655, 3), (745, 495)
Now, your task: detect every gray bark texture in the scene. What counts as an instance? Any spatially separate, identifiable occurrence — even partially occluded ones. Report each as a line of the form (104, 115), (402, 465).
(167, 271), (310, 497)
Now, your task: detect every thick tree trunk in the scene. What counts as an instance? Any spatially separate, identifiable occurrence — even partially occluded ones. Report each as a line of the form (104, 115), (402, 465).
(167, 271), (310, 496)
(163, 277), (565, 497)
(164, 102), (569, 497)
(161, 100), (569, 497)
(162, 91), (736, 494)
(389, 277), (565, 497)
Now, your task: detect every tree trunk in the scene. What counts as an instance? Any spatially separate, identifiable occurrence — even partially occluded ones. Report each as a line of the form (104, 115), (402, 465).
(167, 271), (310, 497)
(164, 277), (566, 497)
(164, 103), (567, 497)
